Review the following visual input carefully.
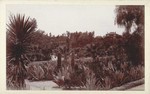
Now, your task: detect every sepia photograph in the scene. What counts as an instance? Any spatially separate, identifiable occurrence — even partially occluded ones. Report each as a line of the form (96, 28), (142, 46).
(6, 4), (145, 91)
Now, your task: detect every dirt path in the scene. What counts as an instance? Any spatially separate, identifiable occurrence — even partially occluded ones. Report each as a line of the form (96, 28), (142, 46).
(126, 84), (144, 91)
(111, 78), (144, 91)
(25, 78), (144, 90)
(25, 80), (62, 90)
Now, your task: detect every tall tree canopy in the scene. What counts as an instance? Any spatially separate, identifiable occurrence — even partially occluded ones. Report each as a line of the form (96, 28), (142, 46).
(115, 5), (144, 33)
(115, 5), (144, 65)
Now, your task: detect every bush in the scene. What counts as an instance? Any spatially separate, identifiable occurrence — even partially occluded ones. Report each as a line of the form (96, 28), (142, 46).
(26, 61), (56, 81)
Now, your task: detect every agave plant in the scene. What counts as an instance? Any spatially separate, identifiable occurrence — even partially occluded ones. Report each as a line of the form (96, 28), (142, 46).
(6, 14), (37, 89)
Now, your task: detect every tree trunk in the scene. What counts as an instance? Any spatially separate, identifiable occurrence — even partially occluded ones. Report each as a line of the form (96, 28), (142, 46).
(57, 53), (62, 70)
(71, 51), (75, 68)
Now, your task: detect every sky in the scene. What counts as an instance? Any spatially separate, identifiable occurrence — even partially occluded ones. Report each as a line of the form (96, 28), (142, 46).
(6, 5), (125, 36)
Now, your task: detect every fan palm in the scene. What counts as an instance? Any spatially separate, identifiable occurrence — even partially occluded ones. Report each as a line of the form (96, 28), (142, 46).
(115, 5), (144, 33)
(6, 14), (37, 89)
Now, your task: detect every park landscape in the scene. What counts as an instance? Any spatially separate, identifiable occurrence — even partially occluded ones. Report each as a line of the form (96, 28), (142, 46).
(6, 5), (144, 90)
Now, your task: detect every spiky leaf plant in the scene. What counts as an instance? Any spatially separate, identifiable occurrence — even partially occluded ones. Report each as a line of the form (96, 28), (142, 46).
(6, 14), (37, 89)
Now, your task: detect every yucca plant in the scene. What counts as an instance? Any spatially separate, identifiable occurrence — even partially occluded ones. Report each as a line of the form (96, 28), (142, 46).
(27, 62), (55, 81)
(84, 68), (101, 90)
(7, 14), (37, 89)
(27, 64), (45, 81)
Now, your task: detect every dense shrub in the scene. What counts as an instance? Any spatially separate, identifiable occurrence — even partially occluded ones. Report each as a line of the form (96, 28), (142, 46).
(52, 54), (144, 90)
(26, 61), (56, 81)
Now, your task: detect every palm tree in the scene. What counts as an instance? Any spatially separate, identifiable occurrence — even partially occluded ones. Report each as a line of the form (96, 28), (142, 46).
(115, 5), (144, 34)
(115, 5), (144, 65)
(6, 14), (37, 89)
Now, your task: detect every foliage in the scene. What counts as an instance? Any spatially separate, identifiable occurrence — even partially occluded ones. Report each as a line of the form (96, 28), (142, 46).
(6, 14), (37, 89)
(27, 61), (56, 81)
(84, 68), (101, 90)
(115, 5), (144, 33)
(51, 49), (144, 90)
(115, 5), (144, 65)
(7, 64), (26, 90)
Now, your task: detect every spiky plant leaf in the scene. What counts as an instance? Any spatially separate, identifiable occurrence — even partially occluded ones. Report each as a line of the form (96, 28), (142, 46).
(6, 14), (37, 89)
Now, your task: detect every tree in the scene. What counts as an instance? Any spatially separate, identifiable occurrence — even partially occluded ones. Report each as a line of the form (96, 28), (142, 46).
(57, 52), (62, 70)
(115, 5), (144, 33)
(7, 14), (37, 89)
(115, 5), (144, 65)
